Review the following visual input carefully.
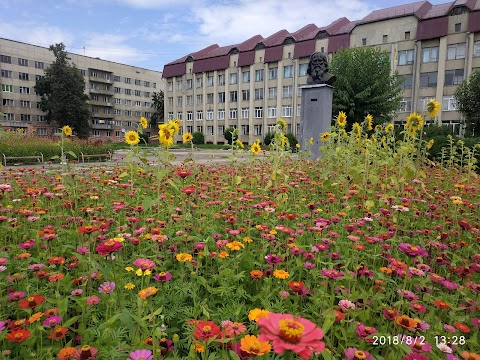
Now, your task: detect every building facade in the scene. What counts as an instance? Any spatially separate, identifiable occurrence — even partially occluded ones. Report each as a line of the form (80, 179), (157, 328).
(0, 38), (163, 139)
(163, 0), (480, 144)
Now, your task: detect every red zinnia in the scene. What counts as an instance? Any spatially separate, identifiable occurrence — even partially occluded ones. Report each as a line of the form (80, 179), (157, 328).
(258, 312), (325, 360)
(454, 322), (471, 333)
(193, 320), (221, 341)
(96, 239), (123, 256)
(19, 294), (45, 309)
(6, 328), (31, 342)
(288, 281), (305, 293)
(78, 225), (99, 234)
(434, 300), (450, 309)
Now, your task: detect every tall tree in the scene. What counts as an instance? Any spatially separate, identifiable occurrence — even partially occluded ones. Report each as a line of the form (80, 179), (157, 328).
(330, 47), (404, 128)
(454, 70), (480, 137)
(150, 91), (164, 128)
(35, 43), (91, 138)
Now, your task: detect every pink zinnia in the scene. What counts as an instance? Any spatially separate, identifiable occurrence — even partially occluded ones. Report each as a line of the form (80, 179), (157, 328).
(132, 258), (156, 270)
(398, 243), (427, 257)
(43, 315), (62, 327)
(95, 239), (122, 256)
(321, 269), (344, 279)
(403, 353), (429, 360)
(98, 282), (116, 294)
(343, 348), (373, 360)
(257, 312), (325, 360)
(127, 349), (153, 360)
(86, 296), (101, 305)
(410, 302), (427, 313)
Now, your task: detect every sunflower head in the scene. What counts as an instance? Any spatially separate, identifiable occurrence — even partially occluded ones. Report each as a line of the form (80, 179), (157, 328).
(336, 111), (347, 127)
(385, 123), (394, 133)
(182, 132), (193, 144)
(320, 132), (331, 143)
(277, 118), (286, 131)
(426, 99), (440, 118)
(365, 114), (373, 131)
(62, 125), (72, 137)
(235, 139), (244, 149)
(140, 117), (148, 129)
(405, 112), (424, 135)
(125, 131), (140, 145)
(250, 140), (261, 155)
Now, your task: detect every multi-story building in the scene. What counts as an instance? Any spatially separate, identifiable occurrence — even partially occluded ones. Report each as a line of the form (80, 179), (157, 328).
(0, 38), (163, 139)
(163, 0), (480, 144)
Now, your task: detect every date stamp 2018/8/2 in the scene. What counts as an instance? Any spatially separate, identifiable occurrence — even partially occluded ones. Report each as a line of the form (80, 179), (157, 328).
(372, 335), (425, 346)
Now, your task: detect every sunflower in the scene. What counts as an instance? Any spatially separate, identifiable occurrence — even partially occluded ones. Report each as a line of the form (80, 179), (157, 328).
(426, 99), (440, 118)
(235, 139), (244, 149)
(140, 117), (148, 129)
(405, 112), (424, 135)
(277, 118), (286, 131)
(365, 114), (373, 131)
(182, 132), (193, 144)
(169, 120), (182, 134)
(352, 122), (361, 138)
(320, 132), (331, 143)
(427, 139), (434, 149)
(125, 131), (140, 145)
(251, 140), (261, 155)
(309, 137), (313, 145)
(62, 125), (72, 136)
(385, 123), (394, 133)
(159, 124), (174, 148)
(336, 111), (347, 127)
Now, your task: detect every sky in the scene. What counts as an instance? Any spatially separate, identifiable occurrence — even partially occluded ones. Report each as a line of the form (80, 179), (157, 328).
(1, 0), (447, 72)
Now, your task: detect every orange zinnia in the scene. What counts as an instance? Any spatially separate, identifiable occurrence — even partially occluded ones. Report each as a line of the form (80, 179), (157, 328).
(454, 322), (470, 333)
(461, 352), (480, 360)
(240, 335), (271, 356)
(395, 315), (420, 331)
(250, 270), (263, 279)
(434, 300), (451, 309)
(58, 347), (77, 360)
(138, 286), (158, 300)
(48, 326), (69, 340)
(6, 328), (31, 342)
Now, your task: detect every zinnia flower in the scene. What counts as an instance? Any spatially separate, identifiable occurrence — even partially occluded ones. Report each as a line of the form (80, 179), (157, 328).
(57, 347), (76, 360)
(273, 270), (290, 279)
(98, 282), (116, 294)
(257, 312), (325, 360)
(153, 272), (172, 282)
(125, 130), (140, 145)
(343, 348), (373, 360)
(74, 345), (98, 360)
(175, 253), (192, 262)
(6, 328), (31, 342)
(248, 308), (270, 322)
(19, 294), (45, 309)
(48, 326), (68, 340)
(133, 258), (156, 270)
(138, 286), (158, 300)
(127, 349), (153, 360)
(193, 320), (221, 341)
(96, 239), (123, 256)
(240, 335), (271, 356)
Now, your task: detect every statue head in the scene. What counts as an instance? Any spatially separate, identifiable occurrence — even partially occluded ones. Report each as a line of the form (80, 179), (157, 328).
(307, 52), (329, 83)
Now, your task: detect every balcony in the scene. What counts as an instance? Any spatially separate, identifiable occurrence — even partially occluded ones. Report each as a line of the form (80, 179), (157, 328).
(88, 100), (114, 107)
(89, 76), (114, 85)
(89, 88), (114, 96)
(91, 122), (113, 130)
(0, 120), (29, 128)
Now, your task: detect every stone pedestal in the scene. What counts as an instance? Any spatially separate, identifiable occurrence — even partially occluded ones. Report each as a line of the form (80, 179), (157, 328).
(299, 84), (333, 160)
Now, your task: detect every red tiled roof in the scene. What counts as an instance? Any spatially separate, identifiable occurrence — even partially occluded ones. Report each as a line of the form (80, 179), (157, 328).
(293, 39), (316, 58)
(165, 44), (220, 65)
(162, 62), (186, 78)
(238, 50), (256, 67)
(417, 16), (449, 39)
(328, 33), (350, 53)
(238, 35), (264, 51)
(291, 24), (319, 41)
(453, 0), (476, 10)
(192, 55), (229, 73)
(330, 20), (359, 35)
(422, 3), (454, 19)
(468, 9), (480, 31)
(361, 1), (432, 23)
(325, 17), (351, 35)
(264, 45), (283, 63)
(263, 29), (289, 47)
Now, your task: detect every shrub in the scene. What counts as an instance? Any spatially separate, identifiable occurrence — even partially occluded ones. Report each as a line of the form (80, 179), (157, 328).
(192, 132), (205, 145)
(285, 132), (299, 151)
(263, 131), (274, 146)
(223, 127), (237, 145)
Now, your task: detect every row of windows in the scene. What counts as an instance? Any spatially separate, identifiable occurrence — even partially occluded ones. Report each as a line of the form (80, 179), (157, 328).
(167, 105), (298, 121)
(398, 96), (458, 112)
(0, 70), (40, 80)
(397, 42), (479, 66)
(3, 112), (152, 124)
(0, 55), (39, 67)
(399, 68), (466, 89)
(2, 84), (31, 93)
(112, 87), (152, 97)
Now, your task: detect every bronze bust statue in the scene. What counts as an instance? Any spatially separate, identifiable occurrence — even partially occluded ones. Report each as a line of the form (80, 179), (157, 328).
(306, 52), (336, 86)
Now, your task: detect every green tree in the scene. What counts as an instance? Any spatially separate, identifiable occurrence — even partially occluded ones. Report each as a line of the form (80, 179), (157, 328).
(330, 47), (404, 128)
(34, 43), (91, 138)
(223, 127), (237, 145)
(454, 70), (480, 137)
(150, 91), (164, 128)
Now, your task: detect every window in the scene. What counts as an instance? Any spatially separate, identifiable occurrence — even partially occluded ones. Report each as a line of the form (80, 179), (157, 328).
(37, 128), (48, 136)
(299, 63), (308, 76)
(218, 74), (225, 85)
(362, 38), (367, 46)
(196, 77), (203, 88)
(125, 110), (132, 116)
(297, 104), (301, 115)
(229, 108), (237, 119)
(241, 125), (249, 135)
(197, 94), (203, 105)
(19, 72), (29, 80)
(35, 61), (44, 69)
(135, 90), (141, 96)
(255, 69), (264, 82)
(91, 71), (98, 78)
(282, 105), (292, 117)
(1, 70), (12, 78)
(218, 109), (225, 120)
(144, 92), (150, 97)
(422, 46), (439, 63)
(3, 113), (14, 121)
(405, 31), (411, 40)
(242, 71), (250, 83)
(254, 88), (263, 100)
(230, 73), (238, 84)
(37, 115), (46, 122)
(177, 96), (183, 106)
(207, 93), (214, 104)
(227, 91), (237, 102)
(447, 43), (466, 60)
(218, 125), (225, 136)
(398, 98), (412, 112)
(268, 67), (278, 80)
(186, 79), (193, 89)
(114, 109), (122, 115)
(196, 111), (203, 120)
(419, 72), (437, 87)
(417, 97), (429, 112)
(474, 41), (480, 57)
(206, 110), (214, 120)
(135, 79), (141, 85)
(283, 65), (293, 78)
(114, 75), (121, 81)
(144, 81), (150, 87)
(242, 89), (250, 101)
(21, 114), (31, 121)
(218, 92), (225, 103)
(92, 130), (100, 137)
(115, 87), (121, 93)
(125, 99), (132, 106)
(18, 58), (28, 66)
(176, 80), (183, 90)
(283, 85), (293, 98)
(268, 87), (277, 99)
(442, 96), (457, 111)
(254, 107), (263, 118)
(19, 86), (30, 94)
(398, 50), (414, 65)
(383, 35), (388, 44)
(187, 111), (193, 121)
(167, 81), (173, 91)
(207, 126), (214, 136)
(254, 125), (262, 136)
(196, 126), (203, 133)
(80, 69), (86, 76)
(168, 97), (173, 106)
(207, 75), (214, 87)
(267, 106), (277, 118)
(125, 77), (131, 84)
(3, 99), (14, 106)
(444, 69), (464, 85)
(20, 100), (30, 108)
(400, 74), (413, 89)
(455, 23), (461, 32)
(1, 55), (12, 63)
(186, 95), (193, 105)
(2, 84), (13, 92)
(125, 89), (131, 95)
(241, 107), (249, 119)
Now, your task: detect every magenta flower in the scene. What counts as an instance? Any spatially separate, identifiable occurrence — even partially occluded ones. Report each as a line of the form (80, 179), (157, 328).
(43, 316), (62, 327)
(355, 323), (378, 342)
(408, 339), (432, 353)
(410, 302), (427, 313)
(8, 291), (26, 301)
(76, 247), (89, 255)
(321, 269), (344, 280)
(86, 295), (101, 305)
(133, 258), (156, 270)
(398, 243), (428, 257)
(343, 348), (373, 360)
(95, 239), (123, 256)
(303, 262), (316, 270)
(265, 254), (283, 265)
(127, 349), (153, 360)
(153, 272), (172, 283)
(28, 264), (45, 271)
(71, 289), (83, 296)
(403, 353), (429, 360)
(98, 282), (116, 294)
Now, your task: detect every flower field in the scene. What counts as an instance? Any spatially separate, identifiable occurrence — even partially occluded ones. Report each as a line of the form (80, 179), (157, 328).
(0, 114), (479, 360)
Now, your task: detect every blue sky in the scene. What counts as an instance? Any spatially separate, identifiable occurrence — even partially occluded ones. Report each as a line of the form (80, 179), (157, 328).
(1, 0), (446, 72)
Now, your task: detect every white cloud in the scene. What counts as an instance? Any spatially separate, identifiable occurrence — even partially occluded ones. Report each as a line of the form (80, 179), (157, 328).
(80, 34), (150, 64)
(0, 22), (73, 48)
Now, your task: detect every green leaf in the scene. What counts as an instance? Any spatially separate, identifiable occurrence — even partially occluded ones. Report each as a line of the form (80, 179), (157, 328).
(66, 150), (77, 159)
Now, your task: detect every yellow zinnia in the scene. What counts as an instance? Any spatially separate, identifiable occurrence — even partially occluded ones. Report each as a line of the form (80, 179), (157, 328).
(182, 132), (193, 144)
(138, 286), (158, 300)
(320, 132), (331, 143)
(426, 99), (440, 118)
(251, 140), (261, 155)
(125, 131), (140, 145)
(240, 335), (271, 356)
(124, 283), (135, 290)
(62, 125), (72, 136)
(248, 308), (270, 322)
(140, 117), (148, 129)
(273, 269), (290, 279)
(336, 111), (347, 127)
(175, 253), (192, 262)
